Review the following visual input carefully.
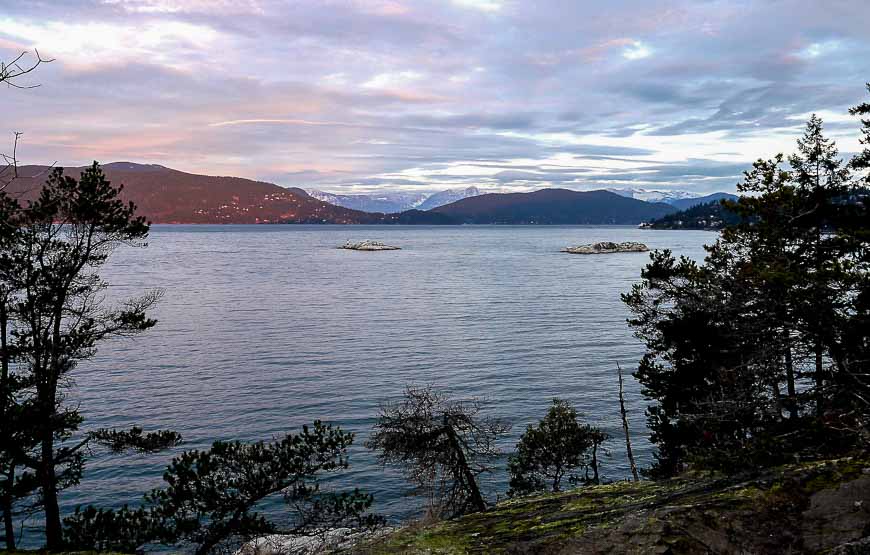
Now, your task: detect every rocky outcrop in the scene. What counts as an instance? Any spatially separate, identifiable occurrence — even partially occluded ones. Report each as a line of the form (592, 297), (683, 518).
(339, 240), (401, 251)
(236, 527), (392, 555)
(360, 457), (870, 554)
(562, 241), (649, 254)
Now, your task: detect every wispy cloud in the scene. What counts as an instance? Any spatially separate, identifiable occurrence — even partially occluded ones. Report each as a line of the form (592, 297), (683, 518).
(2, 0), (869, 194)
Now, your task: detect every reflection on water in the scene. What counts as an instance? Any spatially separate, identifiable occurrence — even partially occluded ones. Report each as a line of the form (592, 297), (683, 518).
(62, 225), (711, 529)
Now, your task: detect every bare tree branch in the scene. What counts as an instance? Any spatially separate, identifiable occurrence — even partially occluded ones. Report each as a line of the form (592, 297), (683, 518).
(0, 51), (55, 194)
(0, 50), (54, 89)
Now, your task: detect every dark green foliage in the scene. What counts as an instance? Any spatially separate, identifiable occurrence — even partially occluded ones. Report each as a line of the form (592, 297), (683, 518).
(647, 199), (743, 230)
(849, 83), (870, 179)
(64, 422), (381, 555)
(508, 399), (609, 497)
(0, 173), (32, 549)
(149, 421), (378, 553)
(367, 386), (510, 518)
(623, 248), (782, 475)
(90, 427), (182, 454)
(63, 504), (155, 552)
(623, 105), (870, 477)
(0, 163), (178, 548)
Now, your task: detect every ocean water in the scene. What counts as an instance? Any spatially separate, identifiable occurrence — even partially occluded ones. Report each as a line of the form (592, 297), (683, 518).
(47, 225), (711, 540)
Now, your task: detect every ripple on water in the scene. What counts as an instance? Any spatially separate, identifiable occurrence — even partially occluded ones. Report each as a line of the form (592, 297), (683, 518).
(41, 225), (711, 546)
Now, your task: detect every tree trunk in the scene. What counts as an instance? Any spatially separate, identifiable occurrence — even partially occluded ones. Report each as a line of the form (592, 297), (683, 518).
(784, 329), (797, 419)
(0, 298), (15, 549)
(2, 467), (14, 550)
(39, 379), (62, 550)
(813, 217), (825, 418)
(443, 420), (486, 513)
(0, 295), (7, 393)
(590, 442), (600, 485)
(41, 293), (66, 550)
(815, 340), (824, 417)
(771, 379), (784, 417)
(41, 434), (62, 550)
(617, 364), (640, 482)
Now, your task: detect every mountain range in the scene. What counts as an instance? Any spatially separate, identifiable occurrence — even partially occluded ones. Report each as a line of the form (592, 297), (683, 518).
(308, 186), (481, 213)
(307, 190), (427, 213)
(4, 162), (734, 225)
(608, 188), (700, 204)
(417, 187), (482, 210)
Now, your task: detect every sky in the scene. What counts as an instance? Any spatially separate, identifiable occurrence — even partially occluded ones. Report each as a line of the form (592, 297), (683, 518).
(2, 0), (870, 195)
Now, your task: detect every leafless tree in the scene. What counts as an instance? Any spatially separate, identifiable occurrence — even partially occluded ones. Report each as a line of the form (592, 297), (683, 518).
(367, 385), (510, 518)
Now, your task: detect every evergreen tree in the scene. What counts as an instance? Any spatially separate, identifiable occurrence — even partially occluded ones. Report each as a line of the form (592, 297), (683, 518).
(849, 83), (870, 180)
(64, 422), (380, 554)
(507, 399), (608, 496)
(0, 191), (29, 548)
(623, 248), (778, 475)
(0, 49), (52, 550)
(833, 84), (870, 437)
(0, 164), (179, 548)
(624, 106), (870, 476)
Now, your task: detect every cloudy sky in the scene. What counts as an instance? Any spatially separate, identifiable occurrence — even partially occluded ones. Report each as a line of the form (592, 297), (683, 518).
(3, 1), (870, 194)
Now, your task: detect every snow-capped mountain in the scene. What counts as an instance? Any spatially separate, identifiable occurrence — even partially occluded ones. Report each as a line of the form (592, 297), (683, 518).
(417, 187), (482, 210)
(308, 186), (483, 213)
(607, 188), (700, 204)
(307, 191), (427, 213)
(608, 188), (739, 210)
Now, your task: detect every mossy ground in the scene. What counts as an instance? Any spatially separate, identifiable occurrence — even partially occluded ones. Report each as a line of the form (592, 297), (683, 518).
(354, 456), (870, 554)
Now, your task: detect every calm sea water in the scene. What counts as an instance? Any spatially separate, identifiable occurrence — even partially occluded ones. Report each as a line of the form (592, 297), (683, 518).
(51, 225), (710, 539)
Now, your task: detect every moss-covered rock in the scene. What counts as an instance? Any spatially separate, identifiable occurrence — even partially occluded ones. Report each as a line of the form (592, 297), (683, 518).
(355, 457), (870, 554)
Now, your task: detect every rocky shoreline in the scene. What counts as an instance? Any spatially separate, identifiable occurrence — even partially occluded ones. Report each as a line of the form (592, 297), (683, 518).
(237, 527), (393, 555)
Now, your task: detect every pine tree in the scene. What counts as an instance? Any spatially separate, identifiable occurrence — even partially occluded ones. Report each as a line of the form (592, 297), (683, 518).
(624, 105), (870, 476)
(508, 399), (608, 496)
(1, 164), (178, 548)
(63, 422), (380, 554)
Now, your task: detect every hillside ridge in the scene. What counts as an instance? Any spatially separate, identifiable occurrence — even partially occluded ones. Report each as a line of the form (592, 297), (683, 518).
(7, 164), (681, 225)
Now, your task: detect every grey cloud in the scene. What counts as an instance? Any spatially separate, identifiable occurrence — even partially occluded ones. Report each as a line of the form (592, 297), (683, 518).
(3, 0), (870, 193)
(647, 84), (858, 137)
(551, 144), (657, 157)
(494, 170), (587, 183)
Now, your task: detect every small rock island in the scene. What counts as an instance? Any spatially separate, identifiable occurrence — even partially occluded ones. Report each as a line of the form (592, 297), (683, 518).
(339, 240), (401, 251)
(562, 241), (649, 254)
